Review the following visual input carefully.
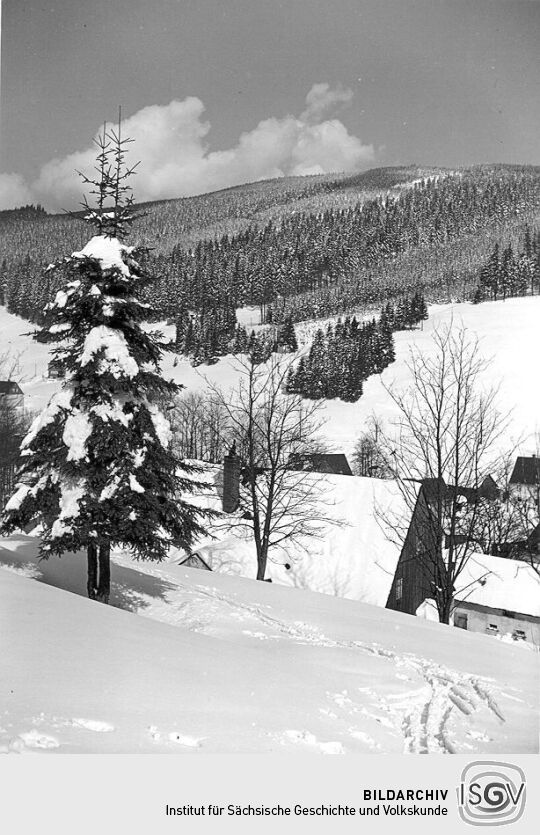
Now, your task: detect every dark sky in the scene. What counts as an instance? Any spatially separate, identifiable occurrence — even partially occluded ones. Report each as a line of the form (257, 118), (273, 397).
(1, 0), (539, 208)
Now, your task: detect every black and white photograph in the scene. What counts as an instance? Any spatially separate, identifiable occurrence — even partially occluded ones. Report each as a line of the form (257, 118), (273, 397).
(0, 0), (539, 795)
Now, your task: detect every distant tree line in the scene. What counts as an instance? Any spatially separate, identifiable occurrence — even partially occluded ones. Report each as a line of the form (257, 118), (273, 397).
(2, 170), (539, 334)
(143, 171), (540, 327)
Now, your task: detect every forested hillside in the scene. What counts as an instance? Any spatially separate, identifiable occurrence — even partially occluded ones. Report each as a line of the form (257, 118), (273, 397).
(1, 164), (539, 338)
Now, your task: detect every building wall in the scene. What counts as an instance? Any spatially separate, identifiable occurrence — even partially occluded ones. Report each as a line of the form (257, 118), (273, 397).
(386, 489), (440, 615)
(452, 602), (540, 647)
(1, 393), (24, 415)
(509, 482), (540, 512)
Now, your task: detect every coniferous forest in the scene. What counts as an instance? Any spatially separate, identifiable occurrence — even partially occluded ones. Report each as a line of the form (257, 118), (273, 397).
(471, 226), (540, 303)
(285, 292), (427, 403)
(1, 166), (539, 366)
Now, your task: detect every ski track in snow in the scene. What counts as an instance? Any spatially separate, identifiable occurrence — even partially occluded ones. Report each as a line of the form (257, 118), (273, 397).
(0, 713), (116, 754)
(70, 718), (115, 733)
(0, 729), (60, 753)
(183, 581), (509, 754)
(0, 559), (516, 755)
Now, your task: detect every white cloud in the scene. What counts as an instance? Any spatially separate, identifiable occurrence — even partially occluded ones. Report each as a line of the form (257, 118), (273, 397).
(0, 173), (33, 210)
(3, 84), (375, 211)
(300, 82), (354, 122)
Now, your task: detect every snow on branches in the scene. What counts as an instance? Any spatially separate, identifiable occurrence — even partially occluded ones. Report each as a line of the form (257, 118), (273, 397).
(1, 123), (209, 602)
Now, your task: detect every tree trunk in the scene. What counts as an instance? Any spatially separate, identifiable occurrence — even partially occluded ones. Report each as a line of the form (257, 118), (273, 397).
(87, 543), (98, 600)
(87, 541), (110, 604)
(256, 544), (267, 581)
(96, 542), (111, 604)
(439, 599), (452, 625)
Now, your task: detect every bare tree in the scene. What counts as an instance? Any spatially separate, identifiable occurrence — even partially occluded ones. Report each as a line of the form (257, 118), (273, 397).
(473, 447), (537, 562)
(169, 390), (230, 463)
(352, 416), (394, 478)
(377, 326), (510, 623)
(208, 355), (336, 580)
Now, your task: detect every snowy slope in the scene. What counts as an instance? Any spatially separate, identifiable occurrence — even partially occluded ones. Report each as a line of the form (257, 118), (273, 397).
(2, 296), (539, 456)
(1, 559), (538, 755)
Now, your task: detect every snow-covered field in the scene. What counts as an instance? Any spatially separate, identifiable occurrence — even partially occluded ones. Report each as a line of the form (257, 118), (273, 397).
(1, 296), (539, 754)
(2, 295), (539, 458)
(1, 543), (538, 754)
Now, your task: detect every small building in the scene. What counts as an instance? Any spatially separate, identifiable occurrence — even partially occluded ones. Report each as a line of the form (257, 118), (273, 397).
(47, 359), (66, 379)
(287, 452), (353, 476)
(509, 456), (540, 510)
(509, 456), (540, 487)
(176, 552), (212, 571)
(0, 381), (24, 414)
(450, 554), (540, 645)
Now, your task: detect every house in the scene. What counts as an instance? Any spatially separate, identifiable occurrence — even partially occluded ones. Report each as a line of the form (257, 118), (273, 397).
(0, 381), (25, 509)
(0, 381), (24, 414)
(47, 359), (66, 379)
(176, 551), (212, 571)
(385, 471), (540, 645)
(287, 452), (353, 476)
(509, 456), (540, 488)
(509, 456), (540, 511)
(418, 554), (540, 646)
(384, 475), (501, 616)
(385, 478), (440, 616)
(172, 456), (539, 645)
(170, 458), (405, 604)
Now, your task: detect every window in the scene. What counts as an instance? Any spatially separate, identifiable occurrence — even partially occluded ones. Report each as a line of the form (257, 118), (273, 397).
(486, 623), (499, 633)
(512, 629), (526, 641)
(395, 577), (403, 601)
(454, 613), (468, 630)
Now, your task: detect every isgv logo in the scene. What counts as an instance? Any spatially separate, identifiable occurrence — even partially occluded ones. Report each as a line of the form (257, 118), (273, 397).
(458, 761), (526, 826)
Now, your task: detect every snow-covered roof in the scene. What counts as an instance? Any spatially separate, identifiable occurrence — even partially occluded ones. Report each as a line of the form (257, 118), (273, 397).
(171, 466), (406, 607)
(454, 553), (540, 618)
(288, 452), (353, 476)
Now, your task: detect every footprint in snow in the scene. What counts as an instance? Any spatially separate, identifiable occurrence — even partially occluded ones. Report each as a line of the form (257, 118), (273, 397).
(71, 718), (115, 733)
(349, 729), (381, 750)
(6, 730), (60, 751)
(328, 691), (353, 709)
(466, 730), (491, 742)
(283, 729), (344, 754)
(168, 732), (204, 747)
(147, 726), (203, 746)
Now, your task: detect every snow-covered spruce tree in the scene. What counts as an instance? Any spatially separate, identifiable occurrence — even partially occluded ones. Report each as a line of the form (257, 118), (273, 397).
(1, 125), (208, 603)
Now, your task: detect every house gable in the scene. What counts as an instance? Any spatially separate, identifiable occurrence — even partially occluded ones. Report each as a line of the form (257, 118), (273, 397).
(509, 456), (540, 486)
(386, 486), (443, 615)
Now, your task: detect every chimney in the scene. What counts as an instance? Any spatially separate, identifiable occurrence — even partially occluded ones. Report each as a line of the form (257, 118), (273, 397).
(222, 442), (240, 513)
